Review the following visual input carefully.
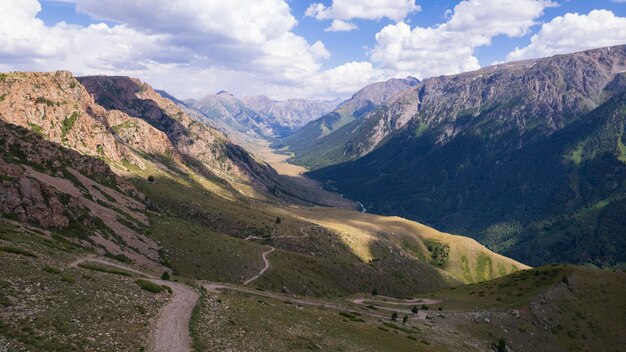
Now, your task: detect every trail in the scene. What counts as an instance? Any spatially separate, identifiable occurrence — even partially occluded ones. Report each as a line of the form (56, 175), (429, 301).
(242, 246), (275, 285)
(69, 256), (198, 352)
(149, 280), (199, 352)
(68, 225), (441, 351)
(351, 297), (442, 320)
(242, 226), (316, 285)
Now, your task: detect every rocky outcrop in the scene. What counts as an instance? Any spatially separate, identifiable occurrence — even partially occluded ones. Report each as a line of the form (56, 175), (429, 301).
(0, 71), (179, 170)
(315, 45), (626, 165)
(0, 119), (162, 269)
(78, 76), (281, 192)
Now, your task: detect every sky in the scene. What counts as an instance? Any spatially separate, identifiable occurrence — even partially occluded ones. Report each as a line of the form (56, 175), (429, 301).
(1, 0), (626, 100)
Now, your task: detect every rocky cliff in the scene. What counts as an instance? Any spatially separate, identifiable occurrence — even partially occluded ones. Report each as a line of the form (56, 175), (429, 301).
(308, 45), (626, 266)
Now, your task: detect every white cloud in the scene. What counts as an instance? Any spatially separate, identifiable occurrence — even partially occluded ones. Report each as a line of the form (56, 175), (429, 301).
(305, 0), (421, 22)
(0, 0), (376, 100)
(507, 10), (626, 61)
(370, 0), (556, 79)
(443, 0), (557, 37)
(324, 20), (358, 32)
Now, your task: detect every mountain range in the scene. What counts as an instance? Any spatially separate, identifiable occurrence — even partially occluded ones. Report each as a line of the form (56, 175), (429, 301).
(280, 45), (626, 266)
(185, 91), (339, 140)
(1, 46), (625, 352)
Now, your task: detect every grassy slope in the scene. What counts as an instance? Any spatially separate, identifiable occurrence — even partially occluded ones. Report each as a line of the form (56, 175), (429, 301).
(133, 161), (527, 297)
(289, 208), (528, 285)
(0, 221), (168, 351)
(191, 289), (440, 352)
(428, 265), (626, 352)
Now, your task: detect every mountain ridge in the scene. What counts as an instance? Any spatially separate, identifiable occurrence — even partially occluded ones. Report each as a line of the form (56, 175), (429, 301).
(306, 44), (626, 266)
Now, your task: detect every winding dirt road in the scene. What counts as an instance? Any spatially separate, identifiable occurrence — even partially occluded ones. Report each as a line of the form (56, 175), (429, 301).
(69, 256), (198, 352)
(243, 246), (275, 285)
(149, 280), (199, 352)
(242, 226), (316, 285)
(69, 225), (441, 351)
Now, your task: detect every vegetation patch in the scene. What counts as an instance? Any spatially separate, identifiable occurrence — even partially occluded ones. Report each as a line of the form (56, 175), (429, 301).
(27, 123), (44, 136)
(424, 240), (449, 267)
(0, 246), (37, 258)
(135, 279), (167, 293)
(79, 262), (133, 277)
(61, 111), (79, 141)
(475, 252), (495, 282)
(338, 311), (364, 322)
(35, 96), (56, 106)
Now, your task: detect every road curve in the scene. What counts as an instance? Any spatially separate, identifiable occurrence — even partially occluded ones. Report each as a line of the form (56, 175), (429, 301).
(149, 280), (199, 352)
(69, 256), (198, 352)
(243, 246), (275, 285)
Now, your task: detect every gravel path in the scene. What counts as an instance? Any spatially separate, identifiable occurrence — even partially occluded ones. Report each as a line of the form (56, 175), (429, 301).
(70, 256), (198, 352)
(243, 246), (275, 285)
(149, 280), (199, 352)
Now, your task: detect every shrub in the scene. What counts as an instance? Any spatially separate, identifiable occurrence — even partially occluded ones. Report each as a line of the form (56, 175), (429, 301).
(79, 263), (132, 277)
(0, 246), (37, 258)
(372, 288), (378, 296)
(275, 216), (282, 224)
(161, 271), (170, 280)
(136, 279), (165, 293)
(60, 274), (76, 283)
(411, 305), (418, 314)
(421, 304), (429, 310)
(496, 338), (507, 352)
(391, 312), (398, 321)
(402, 314), (408, 325)
(147, 175), (155, 183)
(43, 266), (61, 274)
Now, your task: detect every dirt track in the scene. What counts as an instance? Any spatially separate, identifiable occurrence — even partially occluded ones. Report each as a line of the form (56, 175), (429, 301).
(70, 256), (198, 352)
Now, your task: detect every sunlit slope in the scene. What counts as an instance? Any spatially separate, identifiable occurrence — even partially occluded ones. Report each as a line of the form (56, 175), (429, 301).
(289, 208), (529, 284)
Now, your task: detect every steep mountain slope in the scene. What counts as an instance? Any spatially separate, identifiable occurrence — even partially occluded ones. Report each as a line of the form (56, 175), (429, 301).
(185, 91), (274, 138)
(275, 77), (419, 168)
(0, 70), (523, 294)
(186, 92), (337, 139)
(242, 95), (339, 135)
(309, 45), (626, 266)
(4, 70), (623, 352)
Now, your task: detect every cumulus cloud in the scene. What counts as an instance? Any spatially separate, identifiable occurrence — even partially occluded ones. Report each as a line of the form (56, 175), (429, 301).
(305, 0), (421, 22)
(0, 0), (381, 99)
(324, 20), (358, 32)
(370, 0), (556, 78)
(507, 10), (626, 61)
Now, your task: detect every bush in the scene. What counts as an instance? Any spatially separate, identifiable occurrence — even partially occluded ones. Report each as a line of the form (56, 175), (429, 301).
(275, 216), (282, 224)
(43, 266), (61, 274)
(79, 263), (132, 277)
(147, 175), (155, 183)
(402, 314), (408, 325)
(161, 271), (170, 280)
(135, 279), (166, 293)
(372, 288), (378, 296)
(496, 338), (507, 352)
(0, 246), (37, 258)
(391, 312), (398, 321)
(60, 274), (76, 283)
(421, 304), (429, 310)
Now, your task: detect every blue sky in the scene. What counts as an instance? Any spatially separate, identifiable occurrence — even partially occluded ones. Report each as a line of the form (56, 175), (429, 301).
(287, 0), (626, 70)
(3, 0), (626, 99)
